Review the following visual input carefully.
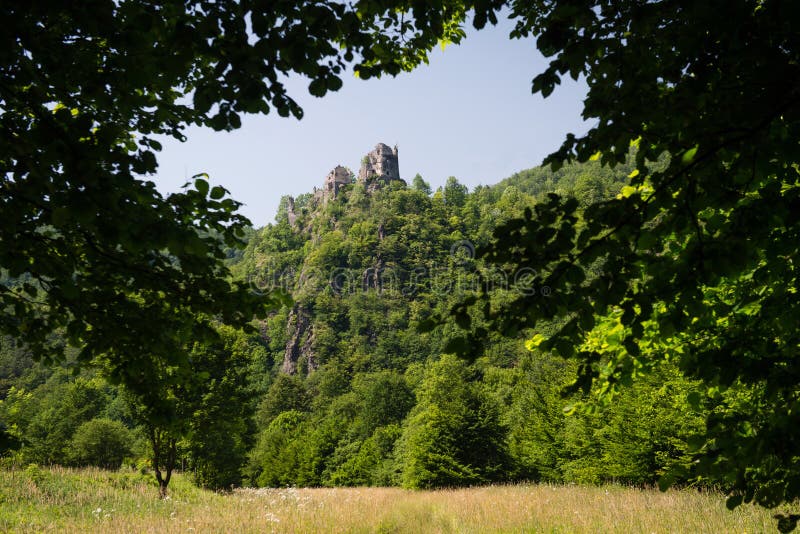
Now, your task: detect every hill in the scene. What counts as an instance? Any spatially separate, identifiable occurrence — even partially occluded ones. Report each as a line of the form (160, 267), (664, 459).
(2, 143), (700, 491)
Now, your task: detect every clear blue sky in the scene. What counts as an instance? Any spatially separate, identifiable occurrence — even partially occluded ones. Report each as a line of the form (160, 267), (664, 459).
(153, 16), (588, 227)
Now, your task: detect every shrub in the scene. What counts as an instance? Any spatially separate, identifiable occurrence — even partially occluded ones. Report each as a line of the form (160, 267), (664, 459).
(69, 418), (132, 470)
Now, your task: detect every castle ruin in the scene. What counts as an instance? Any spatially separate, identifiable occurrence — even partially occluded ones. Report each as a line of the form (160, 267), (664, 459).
(314, 143), (404, 202)
(358, 142), (400, 184)
(324, 165), (352, 197)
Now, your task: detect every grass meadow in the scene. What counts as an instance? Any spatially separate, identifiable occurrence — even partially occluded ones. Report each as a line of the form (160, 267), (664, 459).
(0, 466), (785, 533)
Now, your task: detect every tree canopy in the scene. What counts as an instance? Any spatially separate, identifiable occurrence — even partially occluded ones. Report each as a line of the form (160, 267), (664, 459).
(440, 0), (800, 525)
(0, 1), (499, 403)
(0, 158), (704, 495)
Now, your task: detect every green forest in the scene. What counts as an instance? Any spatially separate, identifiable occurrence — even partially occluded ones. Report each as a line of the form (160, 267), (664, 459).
(2, 153), (703, 492)
(3, 0), (800, 531)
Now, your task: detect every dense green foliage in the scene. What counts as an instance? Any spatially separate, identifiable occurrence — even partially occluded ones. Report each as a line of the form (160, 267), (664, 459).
(0, 325), (266, 492)
(225, 160), (704, 490)
(397, 356), (510, 488)
(2, 159), (707, 494)
(0, 0), (489, 440)
(0, 1), (500, 495)
(4, 2), (799, 529)
(440, 2), (800, 528)
(0, 0), (495, 382)
(69, 419), (132, 470)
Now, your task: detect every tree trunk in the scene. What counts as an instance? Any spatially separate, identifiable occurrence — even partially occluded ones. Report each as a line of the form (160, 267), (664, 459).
(150, 427), (176, 499)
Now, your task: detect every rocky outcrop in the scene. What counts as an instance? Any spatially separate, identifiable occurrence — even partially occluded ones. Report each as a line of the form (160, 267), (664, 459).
(310, 143), (404, 207)
(286, 196), (297, 228)
(281, 305), (316, 375)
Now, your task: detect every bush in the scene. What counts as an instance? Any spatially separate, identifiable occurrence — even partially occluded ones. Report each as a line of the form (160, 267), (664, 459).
(69, 418), (132, 469)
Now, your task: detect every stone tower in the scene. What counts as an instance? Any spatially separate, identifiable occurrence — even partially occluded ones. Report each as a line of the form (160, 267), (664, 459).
(358, 143), (401, 184)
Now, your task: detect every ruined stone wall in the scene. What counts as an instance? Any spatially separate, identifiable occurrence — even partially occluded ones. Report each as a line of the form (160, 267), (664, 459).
(358, 143), (400, 183)
(323, 165), (352, 198)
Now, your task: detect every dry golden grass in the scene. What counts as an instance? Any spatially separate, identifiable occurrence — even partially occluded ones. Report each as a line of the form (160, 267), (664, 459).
(0, 466), (784, 533)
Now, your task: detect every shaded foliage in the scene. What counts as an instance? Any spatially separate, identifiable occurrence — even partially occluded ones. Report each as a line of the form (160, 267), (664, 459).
(69, 418), (132, 470)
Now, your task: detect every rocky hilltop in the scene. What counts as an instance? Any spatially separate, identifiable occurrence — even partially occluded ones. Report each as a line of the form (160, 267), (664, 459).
(281, 142), (405, 372)
(295, 143), (405, 209)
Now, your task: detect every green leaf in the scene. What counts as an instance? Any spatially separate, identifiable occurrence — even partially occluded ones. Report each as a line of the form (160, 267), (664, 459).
(195, 178), (209, 196)
(681, 146), (699, 164)
(308, 79), (327, 97)
(209, 186), (226, 200)
(525, 333), (546, 351)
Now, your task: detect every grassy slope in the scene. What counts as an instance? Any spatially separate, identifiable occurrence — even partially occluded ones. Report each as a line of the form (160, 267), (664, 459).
(0, 466), (783, 533)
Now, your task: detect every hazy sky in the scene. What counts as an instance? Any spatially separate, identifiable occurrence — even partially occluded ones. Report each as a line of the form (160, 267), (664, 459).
(153, 16), (589, 227)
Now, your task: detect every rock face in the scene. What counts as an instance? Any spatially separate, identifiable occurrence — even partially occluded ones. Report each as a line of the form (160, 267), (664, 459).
(281, 305), (316, 375)
(358, 143), (401, 185)
(313, 165), (352, 203)
(286, 196), (297, 227)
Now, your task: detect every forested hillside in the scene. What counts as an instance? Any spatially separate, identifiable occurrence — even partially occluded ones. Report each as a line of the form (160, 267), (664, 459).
(0, 149), (707, 491)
